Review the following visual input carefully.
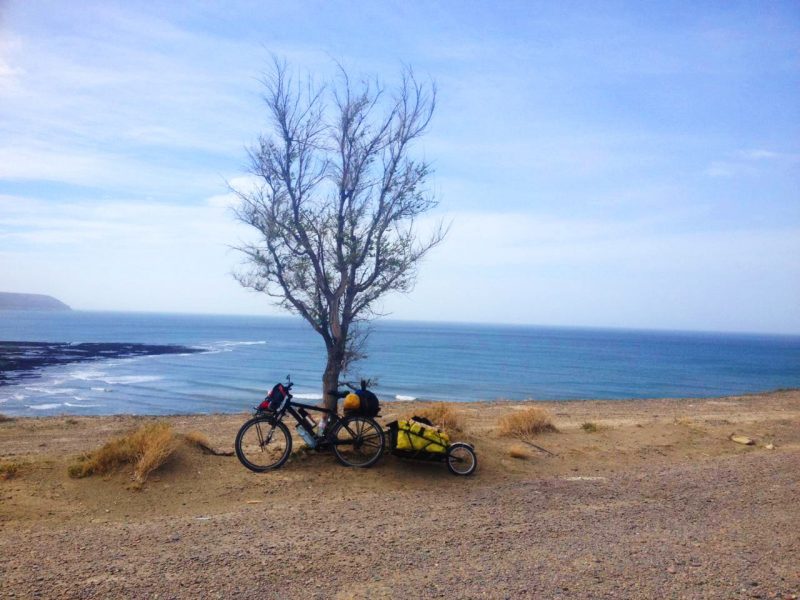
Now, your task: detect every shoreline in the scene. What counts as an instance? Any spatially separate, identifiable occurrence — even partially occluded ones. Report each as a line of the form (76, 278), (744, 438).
(2, 386), (799, 420)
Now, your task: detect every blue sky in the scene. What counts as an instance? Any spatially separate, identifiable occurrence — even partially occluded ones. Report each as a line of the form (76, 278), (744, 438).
(1, 1), (798, 333)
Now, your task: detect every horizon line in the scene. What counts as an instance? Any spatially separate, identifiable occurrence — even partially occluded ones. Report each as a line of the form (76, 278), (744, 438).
(32, 307), (800, 338)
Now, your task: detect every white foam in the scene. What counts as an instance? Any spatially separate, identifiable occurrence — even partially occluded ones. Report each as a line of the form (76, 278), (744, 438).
(28, 403), (62, 410)
(395, 395), (417, 401)
(91, 387), (113, 392)
(24, 386), (77, 395)
(203, 340), (267, 353)
(293, 393), (323, 400)
(64, 402), (103, 408)
(100, 375), (163, 385)
(70, 369), (106, 381)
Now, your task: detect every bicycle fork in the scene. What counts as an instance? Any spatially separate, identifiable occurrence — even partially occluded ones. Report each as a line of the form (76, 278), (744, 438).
(256, 421), (277, 449)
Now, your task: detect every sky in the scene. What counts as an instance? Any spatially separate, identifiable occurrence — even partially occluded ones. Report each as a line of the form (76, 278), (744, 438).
(1, 1), (798, 334)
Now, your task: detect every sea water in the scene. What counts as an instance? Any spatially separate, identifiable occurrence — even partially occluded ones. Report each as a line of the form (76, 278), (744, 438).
(0, 310), (799, 416)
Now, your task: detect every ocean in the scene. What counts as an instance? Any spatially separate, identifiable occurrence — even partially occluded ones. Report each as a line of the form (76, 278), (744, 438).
(1, 310), (799, 417)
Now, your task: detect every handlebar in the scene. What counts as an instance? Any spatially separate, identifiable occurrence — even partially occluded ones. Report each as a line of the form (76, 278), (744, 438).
(327, 379), (370, 399)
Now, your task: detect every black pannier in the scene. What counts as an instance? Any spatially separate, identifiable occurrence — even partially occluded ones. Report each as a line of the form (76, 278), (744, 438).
(342, 389), (380, 417)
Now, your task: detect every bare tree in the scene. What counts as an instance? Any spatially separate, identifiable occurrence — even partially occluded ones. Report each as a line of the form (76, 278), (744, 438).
(233, 59), (444, 413)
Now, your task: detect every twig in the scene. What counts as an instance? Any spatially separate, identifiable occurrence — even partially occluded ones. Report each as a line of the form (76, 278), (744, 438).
(519, 439), (557, 456)
(196, 442), (234, 457)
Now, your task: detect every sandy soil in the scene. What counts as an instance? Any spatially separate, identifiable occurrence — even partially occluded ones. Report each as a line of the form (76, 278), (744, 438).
(1, 390), (798, 599)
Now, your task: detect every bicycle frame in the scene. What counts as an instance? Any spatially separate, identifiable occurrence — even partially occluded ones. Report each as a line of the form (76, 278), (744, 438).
(264, 398), (351, 446)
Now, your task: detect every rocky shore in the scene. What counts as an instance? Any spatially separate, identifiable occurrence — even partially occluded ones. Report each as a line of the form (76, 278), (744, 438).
(0, 341), (203, 385)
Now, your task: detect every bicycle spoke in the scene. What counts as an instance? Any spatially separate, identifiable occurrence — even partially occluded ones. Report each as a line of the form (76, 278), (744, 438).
(331, 417), (383, 467)
(361, 434), (381, 448)
(236, 418), (290, 471)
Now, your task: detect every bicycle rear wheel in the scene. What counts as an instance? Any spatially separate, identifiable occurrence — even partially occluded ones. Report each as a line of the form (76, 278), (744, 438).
(235, 416), (292, 472)
(330, 415), (385, 468)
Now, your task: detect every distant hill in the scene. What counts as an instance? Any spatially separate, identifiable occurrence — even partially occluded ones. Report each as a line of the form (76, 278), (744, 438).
(0, 292), (71, 311)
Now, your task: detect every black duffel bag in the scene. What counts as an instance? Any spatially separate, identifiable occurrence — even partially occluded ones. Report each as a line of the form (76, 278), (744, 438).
(343, 389), (380, 417)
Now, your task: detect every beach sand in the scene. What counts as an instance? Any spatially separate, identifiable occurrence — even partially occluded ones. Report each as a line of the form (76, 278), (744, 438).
(1, 390), (798, 598)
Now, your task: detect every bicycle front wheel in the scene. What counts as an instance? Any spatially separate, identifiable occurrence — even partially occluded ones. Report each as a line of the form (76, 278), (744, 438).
(235, 416), (292, 472)
(331, 415), (385, 468)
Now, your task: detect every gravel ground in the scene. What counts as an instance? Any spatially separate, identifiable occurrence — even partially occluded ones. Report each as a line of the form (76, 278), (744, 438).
(1, 391), (798, 599)
(2, 450), (798, 599)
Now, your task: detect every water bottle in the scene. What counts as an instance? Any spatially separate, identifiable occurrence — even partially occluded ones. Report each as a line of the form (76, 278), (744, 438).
(296, 424), (317, 449)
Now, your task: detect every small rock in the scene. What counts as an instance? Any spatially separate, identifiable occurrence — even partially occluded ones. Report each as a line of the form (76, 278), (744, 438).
(730, 434), (754, 445)
(667, 566), (677, 574)
(765, 443), (775, 450)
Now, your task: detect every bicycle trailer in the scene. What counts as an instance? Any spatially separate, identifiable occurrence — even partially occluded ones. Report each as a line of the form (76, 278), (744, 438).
(386, 416), (477, 476)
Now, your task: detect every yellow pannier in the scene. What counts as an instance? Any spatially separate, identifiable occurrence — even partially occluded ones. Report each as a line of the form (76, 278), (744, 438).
(395, 419), (450, 454)
(343, 392), (361, 412)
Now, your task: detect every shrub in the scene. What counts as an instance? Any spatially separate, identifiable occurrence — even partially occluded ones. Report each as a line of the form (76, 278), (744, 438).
(133, 424), (179, 483)
(0, 414), (13, 423)
(498, 407), (557, 437)
(405, 403), (465, 432)
(0, 461), (21, 480)
(581, 422), (598, 433)
(69, 422), (179, 485)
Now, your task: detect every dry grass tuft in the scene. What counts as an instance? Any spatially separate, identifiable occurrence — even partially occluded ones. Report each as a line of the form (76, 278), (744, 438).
(183, 430), (212, 450)
(581, 422), (599, 433)
(181, 431), (234, 456)
(68, 422), (179, 485)
(133, 424), (179, 483)
(498, 407), (558, 438)
(508, 444), (533, 460)
(0, 460), (22, 480)
(405, 403), (466, 433)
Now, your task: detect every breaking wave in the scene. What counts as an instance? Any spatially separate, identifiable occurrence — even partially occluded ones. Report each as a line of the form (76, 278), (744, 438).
(99, 375), (163, 385)
(292, 392), (323, 401)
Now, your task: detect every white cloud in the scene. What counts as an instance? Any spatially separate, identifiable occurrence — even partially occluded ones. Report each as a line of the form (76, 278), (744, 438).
(705, 148), (800, 178)
(387, 211), (800, 334)
(0, 192), (271, 314)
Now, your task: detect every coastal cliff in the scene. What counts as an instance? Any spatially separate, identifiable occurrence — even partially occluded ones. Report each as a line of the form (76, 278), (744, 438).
(0, 292), (71, 311)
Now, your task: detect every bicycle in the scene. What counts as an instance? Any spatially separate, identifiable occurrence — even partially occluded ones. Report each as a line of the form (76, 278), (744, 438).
(235, 376), (385, 472)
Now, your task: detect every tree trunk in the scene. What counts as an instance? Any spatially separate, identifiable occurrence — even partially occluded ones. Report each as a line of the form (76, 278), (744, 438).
(322, 349), (343, 414)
